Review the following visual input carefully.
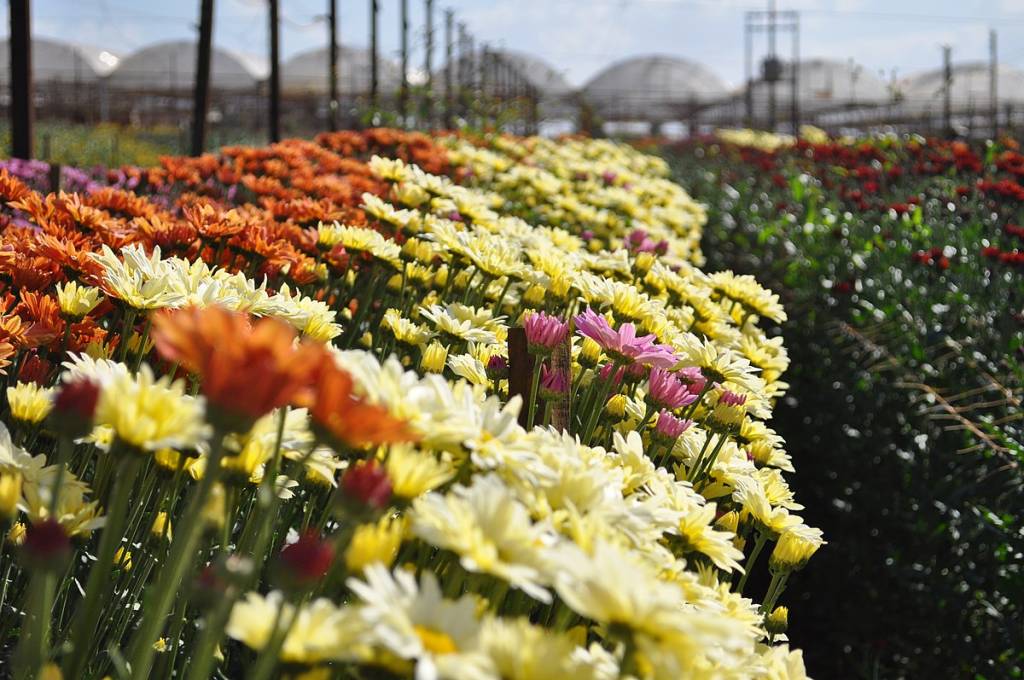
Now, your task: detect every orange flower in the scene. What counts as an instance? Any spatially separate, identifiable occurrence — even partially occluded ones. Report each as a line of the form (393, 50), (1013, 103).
(295, 352), (415, 450)
(152, 305), (321, 432)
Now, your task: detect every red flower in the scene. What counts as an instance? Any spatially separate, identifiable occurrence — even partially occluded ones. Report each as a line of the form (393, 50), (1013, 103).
(275, 531), (335, 589)
(340, 460), (393, 511)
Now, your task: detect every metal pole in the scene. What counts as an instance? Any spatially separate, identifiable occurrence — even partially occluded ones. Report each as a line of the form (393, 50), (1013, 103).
(444, 8), (453, 128)
(791, 13), (800, 134)
(942, 44), (952, 137)
(370, 0), (379, 110)
(399, 0), (409, 124)
(328, 0), (339, 131)
(191, 0), (214, 156)
(424, 0), (434, 125)
(10, 0), (33, 159)
(744, 12), (753, 128)
(269, 0), (281, 142)
(767, 0), (777, 131)
(990, 29), (998, 139)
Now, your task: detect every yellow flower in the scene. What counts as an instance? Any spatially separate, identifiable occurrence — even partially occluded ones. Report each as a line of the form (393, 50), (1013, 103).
(56, 281), (102, 318)
(94, 365), (208, 451)
(151, 511), (172, 541)
(769, 524), (825, 572)
(7, 382), (54, 424)
(419, 341), (448, 374)
(384, 445), (455, 501)
(393, 182), (429, 208)
(0, 468), (21, 519)
(345, 515), (406, 573)
(114, 546), (133, 571)
(7, 522), (26, 546)
(766, 606), (789, 635)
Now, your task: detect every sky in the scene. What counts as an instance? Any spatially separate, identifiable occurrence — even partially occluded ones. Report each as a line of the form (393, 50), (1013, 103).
(9, 0), (1024, 88)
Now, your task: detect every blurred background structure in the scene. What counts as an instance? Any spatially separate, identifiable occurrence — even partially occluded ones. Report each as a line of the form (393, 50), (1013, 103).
(1, 0), (1020, 166)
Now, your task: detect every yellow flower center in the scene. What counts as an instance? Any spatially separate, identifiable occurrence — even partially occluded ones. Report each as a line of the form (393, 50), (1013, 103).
(413, 625), (458, 655)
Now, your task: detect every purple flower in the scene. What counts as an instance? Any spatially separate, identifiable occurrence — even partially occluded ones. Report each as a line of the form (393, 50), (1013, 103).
(539, 364), (568, 398)
(647, 368), (699, 411)
(654, 410), (692, 440)
(599, 363), (625, 388)
(574, 308), (678, 369)
(719, 390), (747, 407)
(523, 312), (569, 354)
(580, 229), (595, 241)
(675, 366), (708, 394)
(485, 355), (508, 379)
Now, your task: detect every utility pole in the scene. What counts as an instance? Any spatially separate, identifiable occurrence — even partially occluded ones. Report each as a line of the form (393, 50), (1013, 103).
(370, 0), (379, 110)
(328, 0), (339, 131)
(990, 29), (998, 139)
(424, 0), (434, 126)
(9, 0), (33, 159)
(399, 0), (409, 124)
(444, 8), (454, 128)
(942, 45), (952, 137)
(269, 0), (281, 142)
(191, 0), (214, 156)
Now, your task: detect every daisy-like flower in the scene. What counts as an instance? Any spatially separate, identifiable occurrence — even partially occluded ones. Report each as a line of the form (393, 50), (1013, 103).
(347, 565), (496, 680)
(226, 591), (366, 665)
(7, 382), (55, 425)
(653, 410), (692, 444)
(345, 514), (407, 573)
(90, 244), (188, 311)
(573, 308), (676, 368)
(296, 351), (415, 450)
(672, 503), (744, 572)
(55, 281), (101, 319)
(646, 368), (699, 411)
(522, 312), (568, 355)
(420, 304), (499, 345)
(94, 364), (208, 451)
(383, 444), (456, 501)
(152, 305), (321, 433)
(769, 524), (826, 572)
(411, 475), (554, 602)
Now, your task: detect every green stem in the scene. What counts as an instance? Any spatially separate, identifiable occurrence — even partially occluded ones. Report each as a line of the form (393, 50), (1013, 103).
(115, 307), (138, 363)
(12, 570), (57, 680)
(736, 530), (769, 595)
(63, 451), (144, 680)
(126, 429), (228, 680)
(526, 359), (543, 429)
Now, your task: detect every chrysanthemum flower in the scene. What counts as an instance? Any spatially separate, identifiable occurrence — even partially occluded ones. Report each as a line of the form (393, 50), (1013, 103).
(95, 364), (208, 451)
(646, 368), (698, 411)
(152, 305), (320, 432)
(573, 308), (676, 368)
(296, 353), (415, 450)
(523, 312), (568, 355)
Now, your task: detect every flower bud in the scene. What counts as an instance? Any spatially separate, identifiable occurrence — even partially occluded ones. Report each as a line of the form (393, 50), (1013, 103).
(0, 469), (22, 520)
(605, 394), (628, 419)
(419, 341), (448, 374)
(522, 284), (546, 308)
(50, 378), (101, 439)
(273, 531), (335, 592)
(485, 355), (508, 380)
(338, 460), (393, 515)
(578, 337), (603, 368)
(715, 510), (740, 534)
(765, 606), (789, 636)
(20, 519), (72, 569)
(151, 511), (173, 542)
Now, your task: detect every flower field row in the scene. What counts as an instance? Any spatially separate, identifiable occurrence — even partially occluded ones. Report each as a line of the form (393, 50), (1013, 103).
(0, 129), (817, 679)
(669, 129), (1023, 677)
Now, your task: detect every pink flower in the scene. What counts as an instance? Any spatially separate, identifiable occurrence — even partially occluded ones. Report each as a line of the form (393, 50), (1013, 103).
(720, 390), (747, 407)
(539, 364), (569, 398)
(523, 312), (569, 354)
(574, 308), (677, 368)
(647, 368), (699, 411)
(599, 363), (626, 387)
(654, 410), (692, 440)
(675, 366), (708, 394)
